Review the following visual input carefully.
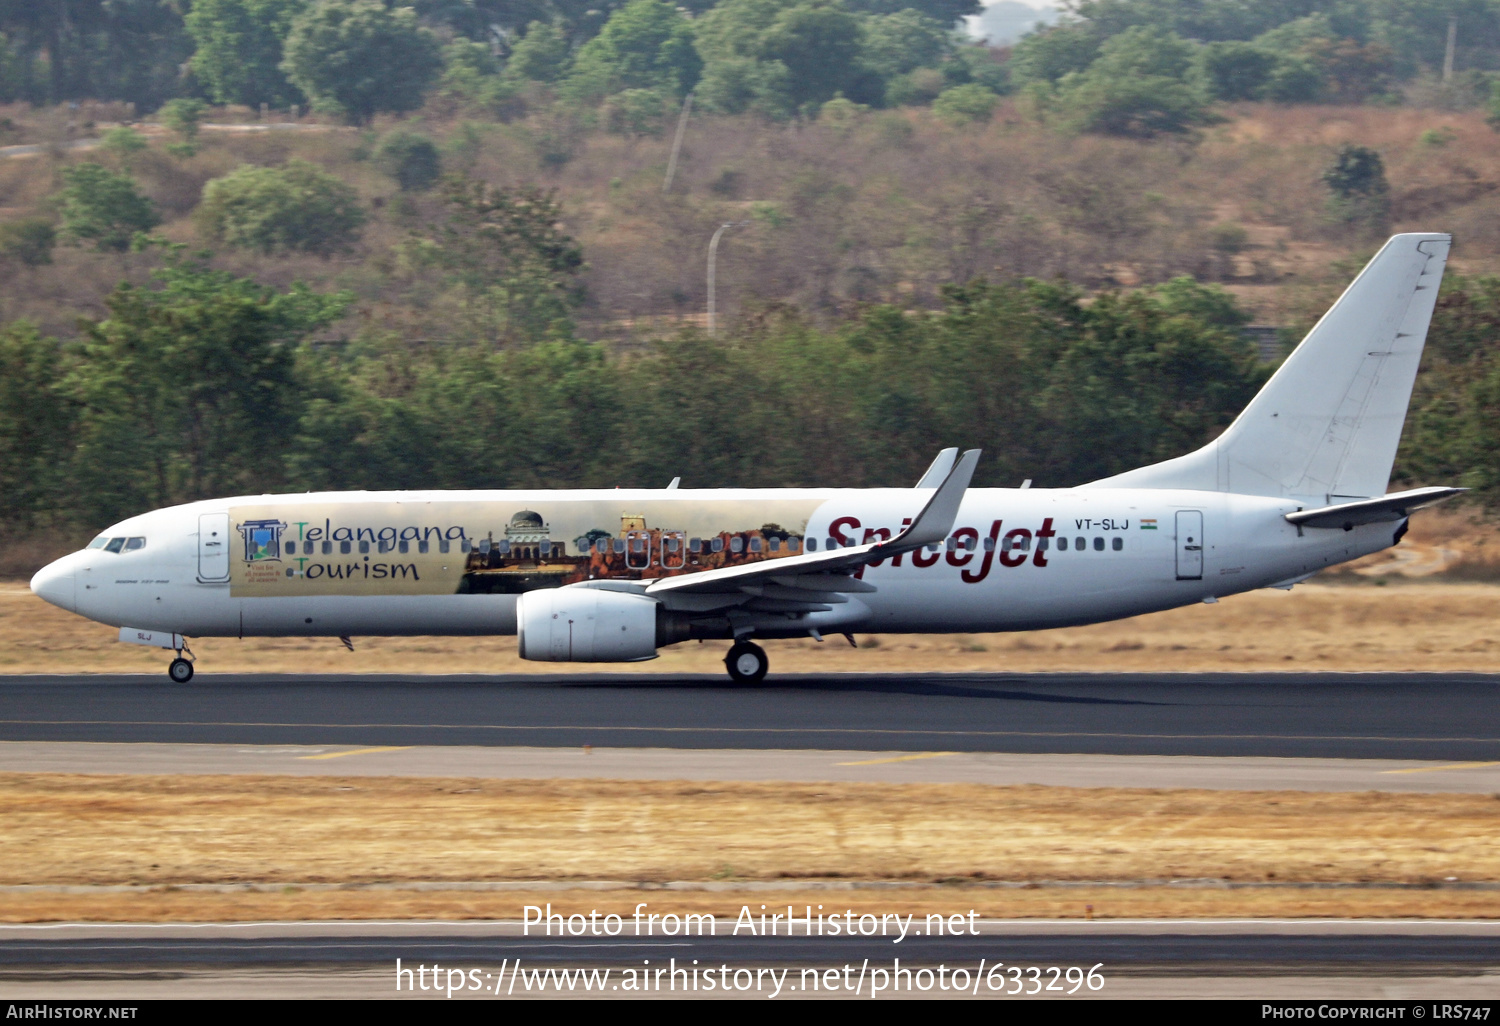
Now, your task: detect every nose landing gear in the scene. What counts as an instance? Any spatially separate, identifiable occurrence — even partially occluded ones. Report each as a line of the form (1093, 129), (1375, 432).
(167, 643), (195, 683)
(724, 640), (768, 685)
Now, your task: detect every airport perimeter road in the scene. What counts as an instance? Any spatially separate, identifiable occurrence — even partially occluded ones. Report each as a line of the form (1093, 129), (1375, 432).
(0, 672), (1497, 759)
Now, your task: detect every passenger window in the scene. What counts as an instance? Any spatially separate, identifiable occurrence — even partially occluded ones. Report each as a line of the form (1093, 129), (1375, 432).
(1037, 538), (1048, 551)
(501, 541), (514, 555)
(667, 537), (681, 552)
(983, 537), (995, 552)
(1075, 537), (1085, 550)
(1112, 537), (1123, 551)
(1093, 537), (1104, 551)
(1000, 537), (1011, 552)
(285, 541), (296, 555)
(125, 537), (146, 551)
(479, 540), (491, 554)
(1019, 536), (1031, 551)
(378, 541), (389, 554)
(1058, 537), (1068, 551)
(322, 541), (332, 555)
(461, 540), (472, 553)
(711, 538), (724, 552)
(730, 537), (744, 553)
(768, 537), (780, 552)
(105, 537), (125, 553)
(399, 540), (410, 554)
(827, 538), (838, 550)
(359, 541), (371, 554)
(439, 540), (450, 554)
(614, 539), (626, 554)
(340, 541), (352, 554)
(539, 541), (551, 556)
(597, 539), (611, 554)
(689, 538), (701, 553)
(631, 538), (645, 553)
(788, 537), (800, 551)
(418, 541), (428, 554)
(749, 537), (763, 552)
(807, 537), (818, 551)
(946, 537), (958, 552)
(88, 536), (108, 549)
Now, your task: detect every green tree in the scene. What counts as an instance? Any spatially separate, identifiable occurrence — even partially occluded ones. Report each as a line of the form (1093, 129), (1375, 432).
(196, 160), (367, 255)
(0, 218), (55, 266)
(508, 21), (570, 82)
(69, 255), (350, 520)
(56, 163), (159, 253)
(1008, 21), (1101, 86)
(932, 82), (999, 124)
(280, 0), (443, 123)
(159, 97), (207, 155)
(1055, 26), (1212, 137)
(413, 177), (585, 347)
(1322, 143), (1390, 233)
(373, 131), (442, 191)
(562, 0), (700, 101)
(0, 322), (73, 528)
(99, 125), (148, 157)
(859, 9), (950, 82)
(186, 0), (307, 108)
(1195, 40), (1275, 100)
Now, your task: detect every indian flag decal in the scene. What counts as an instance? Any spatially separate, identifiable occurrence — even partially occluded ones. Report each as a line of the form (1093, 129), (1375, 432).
(1140, 518), (1158, 529)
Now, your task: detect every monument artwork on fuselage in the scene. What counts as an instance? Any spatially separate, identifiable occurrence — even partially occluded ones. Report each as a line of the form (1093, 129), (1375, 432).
(225, 498), (825, 598)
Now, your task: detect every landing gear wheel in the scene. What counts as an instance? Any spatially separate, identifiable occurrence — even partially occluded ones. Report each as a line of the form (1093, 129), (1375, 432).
(724, 641), (768, 685)
(168, 657), (194, 683)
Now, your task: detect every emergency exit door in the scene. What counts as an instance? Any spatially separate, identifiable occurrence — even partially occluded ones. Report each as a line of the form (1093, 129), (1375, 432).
(1175, 510), (1203, 580)
(198, 512), (230, 581)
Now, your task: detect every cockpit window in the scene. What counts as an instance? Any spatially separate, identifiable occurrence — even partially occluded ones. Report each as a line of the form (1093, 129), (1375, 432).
(87, 536), (108, 549)
(124, 537), (145, 551)
(104, 538), (125, 553)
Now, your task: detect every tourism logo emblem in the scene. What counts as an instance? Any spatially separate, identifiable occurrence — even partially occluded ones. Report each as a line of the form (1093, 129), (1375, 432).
(238, 518), (287, 562)
(1140, 518), (1158, 530)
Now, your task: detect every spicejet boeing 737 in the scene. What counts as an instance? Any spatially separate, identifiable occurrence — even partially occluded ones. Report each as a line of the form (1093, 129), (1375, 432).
(29, 234), (1464, 684)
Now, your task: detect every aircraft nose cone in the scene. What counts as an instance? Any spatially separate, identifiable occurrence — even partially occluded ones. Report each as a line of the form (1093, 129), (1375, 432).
(30, 558), (75, 613)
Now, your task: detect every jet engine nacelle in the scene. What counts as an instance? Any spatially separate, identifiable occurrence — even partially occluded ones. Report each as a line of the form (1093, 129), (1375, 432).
(516, 587), (661, 662)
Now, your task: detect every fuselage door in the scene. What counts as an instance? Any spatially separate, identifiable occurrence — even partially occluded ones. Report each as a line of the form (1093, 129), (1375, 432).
(1175, 509), (1204, 580)
(626, 530), (653, 570)
(660, 530), (686, 569)
(198, 512), (231, 581)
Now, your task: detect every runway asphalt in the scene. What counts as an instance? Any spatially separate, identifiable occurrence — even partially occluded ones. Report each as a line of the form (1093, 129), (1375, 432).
(3, 741), (1497, 792)
(2, 922), (1499, 1000)
(0, 671), (1496, 760)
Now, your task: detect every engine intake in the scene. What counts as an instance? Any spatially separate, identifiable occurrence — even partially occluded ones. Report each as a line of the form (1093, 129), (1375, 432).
(517, 588), (663, 662)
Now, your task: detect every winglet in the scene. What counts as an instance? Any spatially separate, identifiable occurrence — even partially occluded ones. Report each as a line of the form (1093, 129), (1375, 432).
(915, 448), (959, 488)
(887, 448), (980, 551)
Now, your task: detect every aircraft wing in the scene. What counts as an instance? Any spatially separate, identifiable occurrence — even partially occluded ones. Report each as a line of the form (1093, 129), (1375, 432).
(643, 449), (980, 601)
(1284, 486), (1465, 529)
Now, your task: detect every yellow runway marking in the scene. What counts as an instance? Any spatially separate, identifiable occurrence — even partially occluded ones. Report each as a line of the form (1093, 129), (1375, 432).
(836, 752), (958, 766)
(298, 746), (412, 761)
(1381, 761), (1500, 775)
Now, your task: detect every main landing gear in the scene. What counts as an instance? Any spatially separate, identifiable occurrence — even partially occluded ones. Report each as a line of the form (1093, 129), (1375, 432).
(724, 640), (769, 685)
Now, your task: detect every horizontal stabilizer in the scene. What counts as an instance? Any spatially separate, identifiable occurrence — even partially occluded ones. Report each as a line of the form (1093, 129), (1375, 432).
(1285, 486), (1465, 529)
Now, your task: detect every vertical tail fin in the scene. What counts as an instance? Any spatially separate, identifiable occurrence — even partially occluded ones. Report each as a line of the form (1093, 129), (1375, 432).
(1083, 233), (1451, 500)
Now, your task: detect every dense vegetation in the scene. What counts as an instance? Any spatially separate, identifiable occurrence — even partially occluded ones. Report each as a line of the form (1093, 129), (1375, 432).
(1, 0), (1500, 568)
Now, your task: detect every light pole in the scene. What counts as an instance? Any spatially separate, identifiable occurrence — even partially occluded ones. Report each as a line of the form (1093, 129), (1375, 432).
(707, 221), (749, 336)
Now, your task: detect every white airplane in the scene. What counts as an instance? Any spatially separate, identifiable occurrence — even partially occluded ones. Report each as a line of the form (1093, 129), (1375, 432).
(30, 234), (1463, 684)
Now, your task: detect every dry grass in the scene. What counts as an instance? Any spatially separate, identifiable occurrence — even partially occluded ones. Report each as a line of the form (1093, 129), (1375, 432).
(2, 773), (1498, 922)
(5, 578), (1500, 675)
(4, 102), (1498, 338)
(5, 774), (1497, 886)
(6, 886), (1499, 925)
